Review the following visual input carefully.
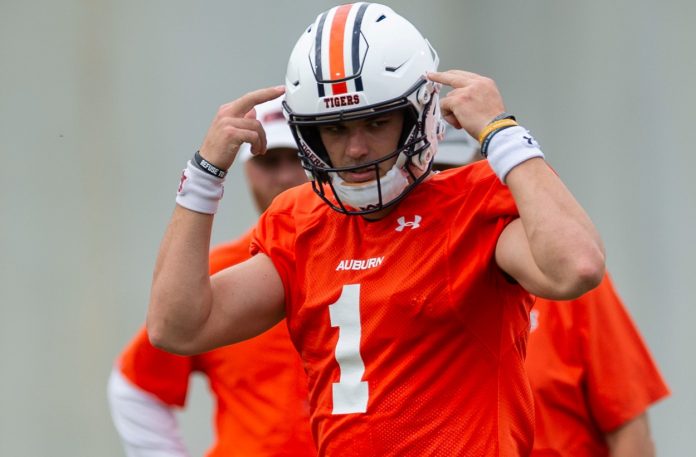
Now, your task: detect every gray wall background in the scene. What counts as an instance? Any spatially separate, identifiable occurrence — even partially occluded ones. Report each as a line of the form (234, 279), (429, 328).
(1, 1), (693, 455)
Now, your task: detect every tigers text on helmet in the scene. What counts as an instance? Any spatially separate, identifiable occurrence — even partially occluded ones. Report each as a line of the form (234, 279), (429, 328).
(283, 2), (444, 215)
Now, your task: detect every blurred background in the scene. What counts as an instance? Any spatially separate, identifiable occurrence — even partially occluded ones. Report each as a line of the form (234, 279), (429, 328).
(1, 0), (694, 455)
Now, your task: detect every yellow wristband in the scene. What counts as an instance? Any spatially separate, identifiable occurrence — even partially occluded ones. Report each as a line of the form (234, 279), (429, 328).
(477, 118), (519, 144)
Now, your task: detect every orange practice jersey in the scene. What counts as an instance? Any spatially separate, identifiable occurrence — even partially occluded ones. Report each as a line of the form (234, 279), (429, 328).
(526, 274), (670, 456)
(252, 163), (535, 456)
(118, 230), (316, 457)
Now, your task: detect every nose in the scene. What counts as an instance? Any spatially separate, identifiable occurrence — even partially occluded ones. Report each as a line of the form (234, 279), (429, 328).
(344, 128), (369, 162)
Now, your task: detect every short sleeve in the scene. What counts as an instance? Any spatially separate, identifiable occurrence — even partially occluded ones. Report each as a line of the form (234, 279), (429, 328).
(448, 170), (521, 296)
(208, 229), (254, 275)
(581, 274), (670, 431)
(118, 327), (193, 407)
(250, 198), (298, 298)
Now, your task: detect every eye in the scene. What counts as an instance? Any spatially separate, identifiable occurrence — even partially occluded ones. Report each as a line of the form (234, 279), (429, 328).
(367, 118), (389, 129)
(320, 124), (345, 135)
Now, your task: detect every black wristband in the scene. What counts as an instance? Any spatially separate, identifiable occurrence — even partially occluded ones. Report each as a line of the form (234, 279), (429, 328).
(480, 125), (516, 158)
(193, 150), (227, 179)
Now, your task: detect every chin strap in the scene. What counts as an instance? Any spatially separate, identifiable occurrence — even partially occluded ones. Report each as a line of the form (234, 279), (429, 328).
(331, 164), (410, 210)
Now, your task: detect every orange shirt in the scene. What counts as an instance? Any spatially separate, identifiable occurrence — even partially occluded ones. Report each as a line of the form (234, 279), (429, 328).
(252, 163), (535, 456)
(526, 274), (670, 456)
(118, 230), (316, 457)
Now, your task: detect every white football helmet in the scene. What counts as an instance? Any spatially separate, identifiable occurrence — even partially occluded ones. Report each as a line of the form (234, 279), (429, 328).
(283, 2), (444, 215)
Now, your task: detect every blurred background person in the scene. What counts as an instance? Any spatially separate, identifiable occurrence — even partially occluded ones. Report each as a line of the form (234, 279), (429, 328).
(526, 274), (669, 457)
(107, 96), (314, 457)
(433, 127), (670, 457)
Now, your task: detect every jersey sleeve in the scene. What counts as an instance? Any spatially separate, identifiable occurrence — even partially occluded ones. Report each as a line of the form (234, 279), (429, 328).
(580, 274), (670, 431)
(448, 168), (521, 297)
(208, 229), (254, 275)
(118, 327), (193, 407)
(249, 195), (298, 299)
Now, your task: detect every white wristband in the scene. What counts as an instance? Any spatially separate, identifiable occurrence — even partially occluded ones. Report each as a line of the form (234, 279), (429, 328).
(175, 160), (224, 214)
(486, 125), (545, 183)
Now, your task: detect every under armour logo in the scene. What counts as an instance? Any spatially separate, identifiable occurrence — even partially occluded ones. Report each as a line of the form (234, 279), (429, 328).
(522, 134), (539, 147)
(395, 215), (422, 232)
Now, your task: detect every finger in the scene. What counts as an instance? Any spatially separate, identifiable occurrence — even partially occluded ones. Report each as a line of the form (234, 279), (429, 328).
(427, 70), (479, 88)
(227, 85), (285, 117)
(223, 117), (267, 154)
(439, 95), (456, 117)
(239, 115), (268, 155)
(227, 127), (264, 153)
(250, 120), (268, 156)
(439, 97), (461, 129)
(442, 115), (461, 130)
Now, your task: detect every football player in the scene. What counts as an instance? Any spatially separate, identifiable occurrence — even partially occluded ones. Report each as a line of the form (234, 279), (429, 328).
(148, 3), (606, 455)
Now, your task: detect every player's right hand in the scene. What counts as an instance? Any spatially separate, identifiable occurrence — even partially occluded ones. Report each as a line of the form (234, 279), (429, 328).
(198, 85), (286, 171)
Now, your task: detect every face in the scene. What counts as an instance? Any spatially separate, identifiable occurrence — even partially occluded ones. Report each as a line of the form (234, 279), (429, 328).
(244, 147), (307, 212)
(317, 110), (404, 184)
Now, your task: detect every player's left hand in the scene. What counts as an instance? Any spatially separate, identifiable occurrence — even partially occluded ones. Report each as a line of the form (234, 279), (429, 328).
(427, 70), (506, 140)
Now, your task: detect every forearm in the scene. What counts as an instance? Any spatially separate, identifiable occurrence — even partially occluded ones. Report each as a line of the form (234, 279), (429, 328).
(147, 205), (214, 353)
(505, 157), (605, 298)
(606, 413), (655, 457)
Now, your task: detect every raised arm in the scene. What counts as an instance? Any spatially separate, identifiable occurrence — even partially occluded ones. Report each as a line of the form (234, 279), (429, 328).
(496, 158), (605, 299)
(428, 70), (605, 299)
(147, 86), (287, 355)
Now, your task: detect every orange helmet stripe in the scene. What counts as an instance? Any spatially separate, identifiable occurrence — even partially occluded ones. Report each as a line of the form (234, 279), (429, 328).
(328, 4), (352, 95)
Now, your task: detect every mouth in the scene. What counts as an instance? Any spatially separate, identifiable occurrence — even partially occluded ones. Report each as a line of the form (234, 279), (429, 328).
(340, 167), (375, 184)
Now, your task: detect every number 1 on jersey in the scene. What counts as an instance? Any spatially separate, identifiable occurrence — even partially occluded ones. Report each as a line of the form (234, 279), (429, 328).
(329, 284), (369, 414)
